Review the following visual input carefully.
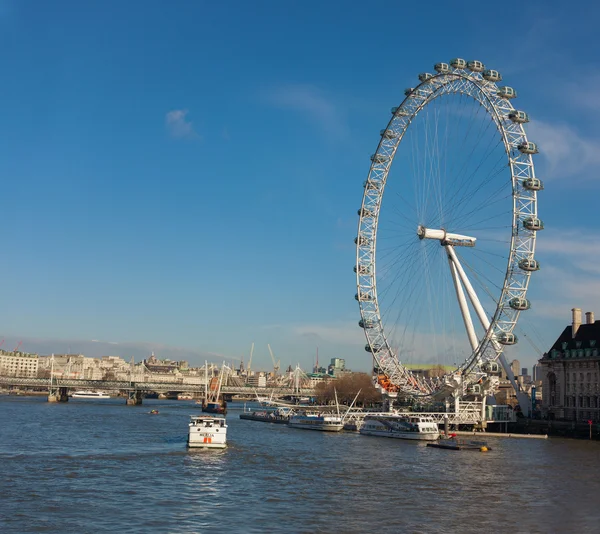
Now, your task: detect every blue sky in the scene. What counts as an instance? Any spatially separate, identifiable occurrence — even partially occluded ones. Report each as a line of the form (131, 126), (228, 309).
(0, 0), (599, 372)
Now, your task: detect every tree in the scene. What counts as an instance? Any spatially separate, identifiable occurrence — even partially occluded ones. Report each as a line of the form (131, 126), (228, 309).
(314, 372), (381, 407)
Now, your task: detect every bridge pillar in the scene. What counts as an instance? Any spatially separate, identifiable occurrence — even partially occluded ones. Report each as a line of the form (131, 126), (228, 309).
(48, 387), (69, 403)
(126, 390), (143, 405)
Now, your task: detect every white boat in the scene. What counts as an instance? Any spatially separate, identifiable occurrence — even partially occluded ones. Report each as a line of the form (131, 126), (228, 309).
(287, 388), (361, 433)
(288, 412), (344, 432)
(360, 415), (440, 441)
(71, 391), (111, 399)
(187, 415), (228, 449)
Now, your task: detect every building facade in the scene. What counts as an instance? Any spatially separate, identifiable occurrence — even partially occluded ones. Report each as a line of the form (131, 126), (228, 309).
(0, 350), (39, 377)
(539, 308), (600, 422)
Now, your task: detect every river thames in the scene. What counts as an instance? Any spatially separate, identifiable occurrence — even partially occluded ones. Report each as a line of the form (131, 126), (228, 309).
(1, 396), (599, 533)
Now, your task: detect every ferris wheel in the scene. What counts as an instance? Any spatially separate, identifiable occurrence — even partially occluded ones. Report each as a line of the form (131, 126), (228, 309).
(355, 58), (543, 403)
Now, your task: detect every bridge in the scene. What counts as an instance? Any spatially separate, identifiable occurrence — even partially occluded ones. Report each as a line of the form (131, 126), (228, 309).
(0, 376), (315, 405)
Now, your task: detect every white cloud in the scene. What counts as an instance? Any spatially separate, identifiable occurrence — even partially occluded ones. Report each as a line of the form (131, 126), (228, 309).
(531, 231), (600, 322)
(264, 84), (347, 137)
(165, 109), (199, 139)
(527, 120), (600, 182)
(564, 72), (600, 115)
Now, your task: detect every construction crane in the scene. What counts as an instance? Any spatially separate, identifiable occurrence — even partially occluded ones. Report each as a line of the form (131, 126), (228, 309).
(267, 344), (280, 376)
(13, 341), (22, 352)
(0, 339), (4, 348)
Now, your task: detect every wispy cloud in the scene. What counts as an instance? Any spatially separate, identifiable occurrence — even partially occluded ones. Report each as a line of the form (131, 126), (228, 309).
(527, 120), (600, 183)
(264, 84), (347, 137)
(291, 322), (365, 346)
(165, 109), (199, 140)
(563, 71), (600, 115)
(532, 231), (600, 321)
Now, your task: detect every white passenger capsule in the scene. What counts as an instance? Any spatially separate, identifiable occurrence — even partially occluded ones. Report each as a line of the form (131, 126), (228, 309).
(518, 142), (539, 155)
(518, 258), (540, 272)
(497, 86), (517, 99)
(450, 58), (467, 69)
(509, 297), (531, 311)
(434, 62), (450, 73)
(483, 69), (502, 82)
(523, 217), (544, 231)
(467, 60), (485, 72)
(497, 332), (518, 345)
(482, 361), (500, 374)
(523, 178), (544, 191)
(508, 110), (529, 123)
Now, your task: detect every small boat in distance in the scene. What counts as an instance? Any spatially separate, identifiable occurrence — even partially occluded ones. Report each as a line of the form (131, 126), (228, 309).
(71, 391), (111, 399)
(187, 415), (228, 449)
(360, 415), (440, 441)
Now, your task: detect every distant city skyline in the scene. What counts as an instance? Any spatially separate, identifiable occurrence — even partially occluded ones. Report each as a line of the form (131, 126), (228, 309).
(1, 1), (599, 372)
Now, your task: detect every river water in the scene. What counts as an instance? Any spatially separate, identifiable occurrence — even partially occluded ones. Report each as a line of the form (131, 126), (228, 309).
(0, 396), (598, 534)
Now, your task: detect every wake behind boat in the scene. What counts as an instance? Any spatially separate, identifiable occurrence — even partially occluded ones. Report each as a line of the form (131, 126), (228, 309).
(71, 391), (111, 399)
(360, 414), (439, 441)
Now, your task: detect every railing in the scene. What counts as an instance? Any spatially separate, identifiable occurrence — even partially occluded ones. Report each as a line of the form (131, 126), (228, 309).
(0, 376), (315, 396)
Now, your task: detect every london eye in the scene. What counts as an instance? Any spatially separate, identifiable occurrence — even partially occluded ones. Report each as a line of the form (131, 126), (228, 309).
(355, 58), (542, 407)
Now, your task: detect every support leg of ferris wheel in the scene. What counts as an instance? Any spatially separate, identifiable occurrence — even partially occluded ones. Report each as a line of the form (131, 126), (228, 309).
(447, 249), (486, 426)
(446, 244), (530, 417)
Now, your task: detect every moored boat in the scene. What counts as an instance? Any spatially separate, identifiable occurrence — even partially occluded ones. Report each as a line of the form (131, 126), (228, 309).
(360, 415), (439, 441)
(187, 415), (228, 449)
(288, 412), (344, 432)
(239, 407), (292, 424)
(201, 400), (227, 414)
(427, 434), (490, 451)
(71, 391), (111, 399)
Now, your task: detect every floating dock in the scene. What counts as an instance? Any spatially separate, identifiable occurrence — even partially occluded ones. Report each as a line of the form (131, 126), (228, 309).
(453, 430), (548, 439)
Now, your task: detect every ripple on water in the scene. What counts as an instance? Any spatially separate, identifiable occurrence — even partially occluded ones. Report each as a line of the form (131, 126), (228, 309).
(1, 398), (599, 534)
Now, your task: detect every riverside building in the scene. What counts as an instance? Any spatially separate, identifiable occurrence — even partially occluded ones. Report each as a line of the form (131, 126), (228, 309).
(0, 350), (39, 377)
(538, 308), (600, 422)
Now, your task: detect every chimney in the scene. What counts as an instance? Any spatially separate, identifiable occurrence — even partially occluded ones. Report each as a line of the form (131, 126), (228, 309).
(572, 308), (582, 338)
(586, 311), (595, 325)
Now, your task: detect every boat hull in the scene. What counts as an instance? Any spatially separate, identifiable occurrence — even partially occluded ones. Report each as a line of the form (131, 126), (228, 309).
(71, 391), (111, 399)
(360, 429), (439, 441)
(288, 423), (343, 432)
(240, 413), (289, 424)
(288, 414), (344, 432)
(187, 440), (227, 449)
